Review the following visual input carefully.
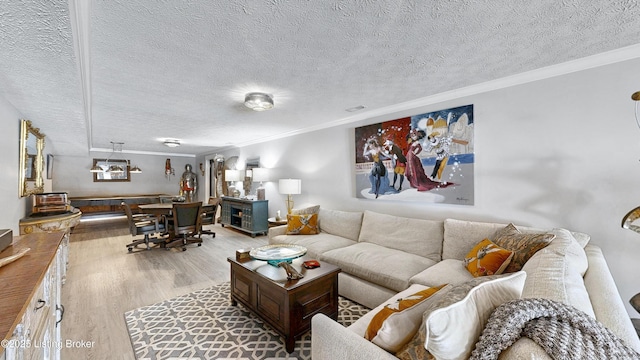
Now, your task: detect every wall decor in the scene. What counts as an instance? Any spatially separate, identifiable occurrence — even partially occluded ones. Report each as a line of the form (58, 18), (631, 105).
(165, 158), (175, 179)
(19, 119), (45, 197)
(92, 159), (130, 182)
(354, 104), (474, 204)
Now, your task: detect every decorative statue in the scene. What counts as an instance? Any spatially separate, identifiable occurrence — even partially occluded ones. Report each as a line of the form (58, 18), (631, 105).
(165, 158), (175, 179)
(180, 164), (198, 202)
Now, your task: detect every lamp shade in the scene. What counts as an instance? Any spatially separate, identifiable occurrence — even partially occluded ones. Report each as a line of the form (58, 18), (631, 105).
(225, 169), (242, 181)
(252, 168), (268, 182)
(279, 179), (301, 195)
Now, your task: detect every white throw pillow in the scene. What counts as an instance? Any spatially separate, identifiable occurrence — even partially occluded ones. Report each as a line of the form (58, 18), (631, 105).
(423, 271), (527, 360)
(349, 284), (448, 353)
(366, 284), (449, 353)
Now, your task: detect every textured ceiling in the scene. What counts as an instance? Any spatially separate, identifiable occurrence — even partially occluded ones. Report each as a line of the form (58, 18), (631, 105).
(0, 0), (640, 157)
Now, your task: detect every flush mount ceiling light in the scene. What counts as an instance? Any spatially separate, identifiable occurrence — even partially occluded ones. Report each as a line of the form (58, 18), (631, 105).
(244, 92), (274, 111)
(164, 139), (180, 147)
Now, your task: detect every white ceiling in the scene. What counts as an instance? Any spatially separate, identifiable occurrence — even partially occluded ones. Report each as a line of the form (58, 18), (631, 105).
(1, 1), (640, 157)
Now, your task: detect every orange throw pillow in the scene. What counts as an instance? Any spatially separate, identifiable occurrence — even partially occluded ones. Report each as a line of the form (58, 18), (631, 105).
(286, 213), (319, 235)
(464, 238), (513, 277)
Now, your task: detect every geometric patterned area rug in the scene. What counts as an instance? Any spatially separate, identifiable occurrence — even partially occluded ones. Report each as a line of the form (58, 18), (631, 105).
(124, 282), (370, 360)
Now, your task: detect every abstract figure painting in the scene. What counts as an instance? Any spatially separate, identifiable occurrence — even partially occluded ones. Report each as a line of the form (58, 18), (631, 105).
(355, 104), (474, 205)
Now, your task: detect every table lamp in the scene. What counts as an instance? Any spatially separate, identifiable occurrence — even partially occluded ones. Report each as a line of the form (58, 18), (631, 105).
(225, 169), (242, 197)
(279, 179), (301, 214)
(252, 168), (268, 200)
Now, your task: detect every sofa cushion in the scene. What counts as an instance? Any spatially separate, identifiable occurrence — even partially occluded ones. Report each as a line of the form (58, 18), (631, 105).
(320, 242), (436, 292)
(463, 238), (513, 277)
(358, 210), (443, 262)
(286, 213), (319, 235)
(521, 228), (594, 317)
(270, 233), (356, 259)
(443, 219), (506, 260)
(318, 208), (363, 241)
(363, 284), (448, 353)
(493, 223), (555, 273)
(409, 259), (474, 287)
(396, 272), (527, 360)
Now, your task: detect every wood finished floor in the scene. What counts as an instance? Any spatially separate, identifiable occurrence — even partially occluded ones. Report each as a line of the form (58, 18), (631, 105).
(60, 218), (268, 360)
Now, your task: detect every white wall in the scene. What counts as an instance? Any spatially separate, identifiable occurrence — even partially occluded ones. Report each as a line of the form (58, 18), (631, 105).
(53, 153), (198, 198)
(214, 57), (640, 315)
(0, 97), (26, 234)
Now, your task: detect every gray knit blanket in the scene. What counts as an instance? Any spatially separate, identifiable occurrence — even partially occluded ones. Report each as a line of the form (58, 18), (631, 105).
(470, 298), (640, 360)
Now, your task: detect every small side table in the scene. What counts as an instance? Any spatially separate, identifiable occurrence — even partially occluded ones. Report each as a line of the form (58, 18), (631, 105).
(268, 217), (287, 227)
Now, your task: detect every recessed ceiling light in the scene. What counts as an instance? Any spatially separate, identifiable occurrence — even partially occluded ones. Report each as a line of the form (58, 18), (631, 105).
(164, 139), (180, 147)
(346, 105), (366, 112)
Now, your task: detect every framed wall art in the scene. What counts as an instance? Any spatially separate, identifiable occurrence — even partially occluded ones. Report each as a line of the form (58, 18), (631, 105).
(92, 158), (131, 182)
(354, 104), (474, 205)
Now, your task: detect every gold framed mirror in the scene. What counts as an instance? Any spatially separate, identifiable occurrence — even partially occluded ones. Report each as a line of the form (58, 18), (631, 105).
(19, 119), (45, 197)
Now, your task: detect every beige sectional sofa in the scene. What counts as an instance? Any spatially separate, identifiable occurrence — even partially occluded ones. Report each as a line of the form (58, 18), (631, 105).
(268, 208), (640, 359)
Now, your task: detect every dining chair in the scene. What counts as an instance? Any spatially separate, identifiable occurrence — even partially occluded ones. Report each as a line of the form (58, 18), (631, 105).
(122, 202), (166, 252)
(165, 202), (203, 251)
(199, 197), (220, 238)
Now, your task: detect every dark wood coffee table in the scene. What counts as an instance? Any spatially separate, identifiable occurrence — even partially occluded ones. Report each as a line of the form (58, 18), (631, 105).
(227, 256), (340, 353)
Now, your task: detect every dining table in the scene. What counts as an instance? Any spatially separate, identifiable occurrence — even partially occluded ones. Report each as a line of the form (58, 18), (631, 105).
(138, 202), (174, 216)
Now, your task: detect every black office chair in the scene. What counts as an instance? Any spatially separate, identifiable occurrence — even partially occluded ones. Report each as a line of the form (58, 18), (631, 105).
(165, 202), (203, 251)
(122, 202), (166, 252)
(199, 197), (220, 238)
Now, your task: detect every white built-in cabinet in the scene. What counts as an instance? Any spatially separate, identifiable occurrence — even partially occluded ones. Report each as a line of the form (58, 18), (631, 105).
(0, 231), (68, 360)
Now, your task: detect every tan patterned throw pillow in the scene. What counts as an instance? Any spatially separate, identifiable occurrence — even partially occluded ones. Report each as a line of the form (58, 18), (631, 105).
(493, 223), (555, 273)
(286, 213), (319, 235)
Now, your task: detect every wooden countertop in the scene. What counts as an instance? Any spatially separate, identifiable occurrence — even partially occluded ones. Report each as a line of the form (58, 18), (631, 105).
(0, 231), (63, 342)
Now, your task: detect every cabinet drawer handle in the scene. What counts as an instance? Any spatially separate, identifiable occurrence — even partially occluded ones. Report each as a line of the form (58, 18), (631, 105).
(35, 299), (46, 311)
(56, 304), (65, 327)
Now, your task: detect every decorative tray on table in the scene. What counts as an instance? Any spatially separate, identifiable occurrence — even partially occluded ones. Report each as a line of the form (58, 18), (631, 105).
(250, 244), (307, 263)
(250, 244), (308, 280)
